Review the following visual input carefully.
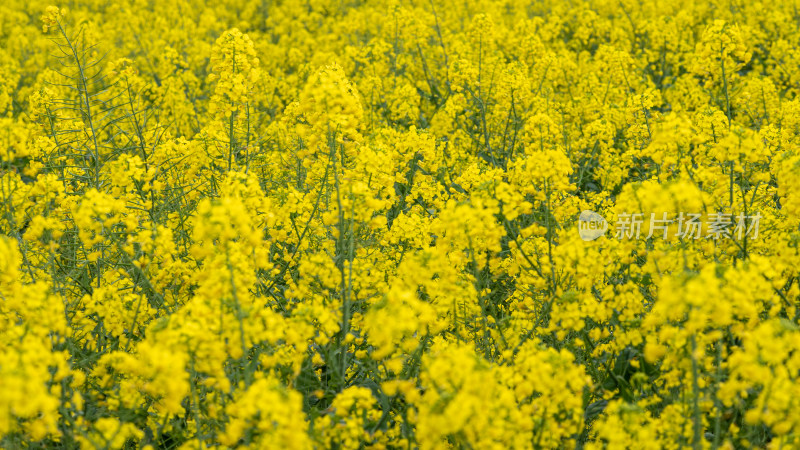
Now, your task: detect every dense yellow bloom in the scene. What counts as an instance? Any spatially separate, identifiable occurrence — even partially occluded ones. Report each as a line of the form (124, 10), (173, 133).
(0, 0), (799, 448)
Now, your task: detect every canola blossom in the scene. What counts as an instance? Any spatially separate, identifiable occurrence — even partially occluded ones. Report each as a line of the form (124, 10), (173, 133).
(2, 0), (800, 448)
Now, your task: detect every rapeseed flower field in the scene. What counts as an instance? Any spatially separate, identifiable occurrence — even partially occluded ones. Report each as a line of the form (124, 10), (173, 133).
(2, 0), (800, 448)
